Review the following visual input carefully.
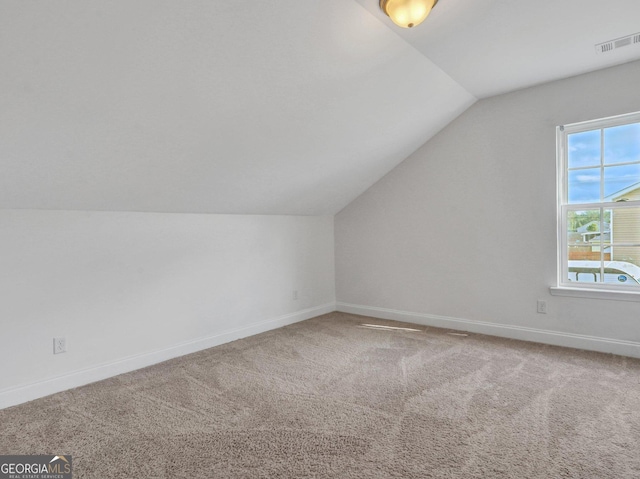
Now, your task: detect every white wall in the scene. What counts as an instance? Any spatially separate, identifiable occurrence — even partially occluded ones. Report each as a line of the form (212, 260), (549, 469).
(336, 60), (640, 356)
(0, 211), (335, 408)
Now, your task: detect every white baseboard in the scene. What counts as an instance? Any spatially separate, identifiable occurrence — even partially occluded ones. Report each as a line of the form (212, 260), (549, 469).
(337, 302), (640, 359)
(0, 303), (335, 410)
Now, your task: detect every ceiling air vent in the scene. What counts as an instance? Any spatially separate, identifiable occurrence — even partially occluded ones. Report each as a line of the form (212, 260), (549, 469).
(595, 32), (640, 54)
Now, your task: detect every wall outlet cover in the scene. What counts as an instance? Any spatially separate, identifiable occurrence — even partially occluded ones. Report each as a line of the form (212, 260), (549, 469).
(53, 337), (66, 354)
(537, 300), (547, 314)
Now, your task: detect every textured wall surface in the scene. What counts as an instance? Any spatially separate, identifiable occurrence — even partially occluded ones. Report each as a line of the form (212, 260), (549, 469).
(0, 211), (335, 399)
(336, 60), (640, 344)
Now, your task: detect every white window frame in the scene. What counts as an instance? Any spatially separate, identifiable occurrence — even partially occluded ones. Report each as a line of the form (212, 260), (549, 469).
(551, 111), (640, 301)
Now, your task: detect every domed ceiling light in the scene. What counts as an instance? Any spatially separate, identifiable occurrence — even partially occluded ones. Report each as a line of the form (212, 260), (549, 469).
(379, 0), (439, 28)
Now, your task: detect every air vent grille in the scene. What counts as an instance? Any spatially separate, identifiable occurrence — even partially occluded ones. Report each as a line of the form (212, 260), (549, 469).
(596, 32), (640, 54)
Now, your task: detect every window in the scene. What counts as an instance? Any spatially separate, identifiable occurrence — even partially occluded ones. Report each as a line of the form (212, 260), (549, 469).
(556, 111), (640, 295)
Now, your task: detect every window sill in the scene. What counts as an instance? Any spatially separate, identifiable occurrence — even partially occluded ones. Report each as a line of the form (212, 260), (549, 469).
(549, 286), (640, 302)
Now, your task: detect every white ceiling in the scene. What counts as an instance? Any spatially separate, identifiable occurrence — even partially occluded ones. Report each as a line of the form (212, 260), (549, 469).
(357, 0), (640, 98)
(1, 1), (639, 215)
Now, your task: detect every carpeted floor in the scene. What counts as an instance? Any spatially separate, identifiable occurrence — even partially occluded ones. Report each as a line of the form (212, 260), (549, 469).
(2, 312), (640, 478)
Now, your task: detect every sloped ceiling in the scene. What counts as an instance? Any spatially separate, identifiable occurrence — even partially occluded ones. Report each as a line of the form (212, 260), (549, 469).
(356, 0), (640, 99)
(2, 1), (639, 215)
(0, 0), (474, 215)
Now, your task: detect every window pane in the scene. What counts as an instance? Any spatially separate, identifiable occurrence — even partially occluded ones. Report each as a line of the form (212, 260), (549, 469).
(567, 258), (602, 284)
(568, 268), (593, 283)
(604, 122), (640, 165)
(603, 163), (640, 199)
(601, 269), (640, 287)
(604, 245), (640, 287)
(568, 169), (600, 203)
(610, 244), (640, 268)
(568, 255), (640, 286)
(611, 207), (640, 244)
(568, 130), (600, 168)
(567, 210), (602, 260)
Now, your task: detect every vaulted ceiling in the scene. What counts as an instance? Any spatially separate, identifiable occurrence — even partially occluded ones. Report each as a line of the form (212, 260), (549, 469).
(2, 0), (639, 215)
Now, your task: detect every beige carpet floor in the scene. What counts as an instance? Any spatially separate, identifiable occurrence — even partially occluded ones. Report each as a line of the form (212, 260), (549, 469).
(2, 312), (640, 478)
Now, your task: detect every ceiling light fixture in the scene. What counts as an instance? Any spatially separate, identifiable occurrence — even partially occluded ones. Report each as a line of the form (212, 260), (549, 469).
(379, 0), (438, 29)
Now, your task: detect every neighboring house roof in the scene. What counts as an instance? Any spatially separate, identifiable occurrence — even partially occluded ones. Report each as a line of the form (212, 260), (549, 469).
(577, 221), (610, 234)
(586, 234), (611, 245)
(605, 182), (640, 202)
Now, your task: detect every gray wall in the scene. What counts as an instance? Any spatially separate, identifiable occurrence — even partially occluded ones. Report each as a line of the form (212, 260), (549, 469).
(0, 211), (335, 408)
(336, 60), (640, 352)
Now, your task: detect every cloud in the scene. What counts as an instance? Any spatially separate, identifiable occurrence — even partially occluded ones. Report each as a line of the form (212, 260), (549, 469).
(570, 142), (591, 152)
(576, 174), (599, 183)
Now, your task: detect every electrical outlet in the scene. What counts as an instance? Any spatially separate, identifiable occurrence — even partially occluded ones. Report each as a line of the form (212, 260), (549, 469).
(292, 290), (298, 301)
(537, 300), (547, 314)
(53, 337), (66, 354)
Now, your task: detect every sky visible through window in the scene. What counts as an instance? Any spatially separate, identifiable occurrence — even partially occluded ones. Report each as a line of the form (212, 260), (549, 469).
(568, 123), (640, 203)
